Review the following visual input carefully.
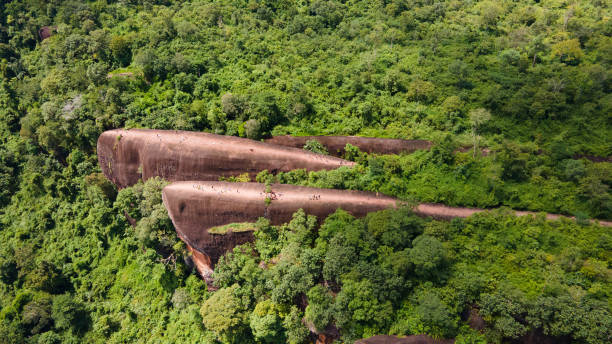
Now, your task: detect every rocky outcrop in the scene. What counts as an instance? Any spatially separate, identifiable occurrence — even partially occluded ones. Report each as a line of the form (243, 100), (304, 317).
(267, 135), (612, 162)
(265, 135), (432, 157)
(415, 203), (612, 226)
(162, 181), (399, 267)
(163, 181), (611, 275)
(38, 26), (56, 40)
(96, 129), (611, 278)
(97, 129), (353, 189)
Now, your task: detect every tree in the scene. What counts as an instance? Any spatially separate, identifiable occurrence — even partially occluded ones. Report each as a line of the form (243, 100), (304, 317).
(304, 285), (334, 332)
(200, 284), (249, 342)
(430, 135), (456, 166)
(322, 235), (356, 283)
(407, 79), (435, 103)
(109, 35), (131, 67)
(560, 159), (585, 182)
(479, 287), (528, 340)
(365, 207), (424, 250)
(249, 300), (286, 343)
(528, 35), (547, 67)
(171, 288), (191, 310)
(269, 251), (319, 304)
(478, 1), (503, 28)
(244, 118), (262, 140)
(21, 295), (52, 335)
(415, 291), (458, 338)
(283, 306), (309, 344)
(25, 262), (69, 294)
(552, 39), (583, 65)
(498, 142), (531, 182)
(468, 108), (491, 157)
(254, 218), (282, 260)
(221, 93), (248, 120)
(333, 279), (393, 341)
(134, 48), (158, 81)
(36, 331), (62, 344)
(409, 235), (446, 278)
(87, 62), (108, 85)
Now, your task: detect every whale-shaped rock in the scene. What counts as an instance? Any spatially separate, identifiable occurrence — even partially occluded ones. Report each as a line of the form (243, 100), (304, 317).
(162, 181), (400, 271)
(97, 129), (354, 189)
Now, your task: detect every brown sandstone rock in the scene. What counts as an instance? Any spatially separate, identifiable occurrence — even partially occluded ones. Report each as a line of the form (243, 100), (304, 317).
(38, 26), (55, 40)
(265, 135), (432, 157)
(97, 129), (354, 189)
(162, 181), (399, 266)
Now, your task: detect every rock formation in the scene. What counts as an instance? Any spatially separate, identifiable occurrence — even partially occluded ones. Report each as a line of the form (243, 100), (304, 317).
(265, 135), (432, 157)
(38, 26), (56, 40)
(415, 203), (612, 226)
(267, 135), (612, 162)
(96, 129), (611, 277)
(97, 129), (353, 188)
(162, 181), (400, 273)
(162, 180), (611, 277)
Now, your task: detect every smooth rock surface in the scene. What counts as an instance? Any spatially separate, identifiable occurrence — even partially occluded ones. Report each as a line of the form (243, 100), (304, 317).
(265, 135), (432, 157)
(98, 129), (354, 189)
(162, 181), (400, 267)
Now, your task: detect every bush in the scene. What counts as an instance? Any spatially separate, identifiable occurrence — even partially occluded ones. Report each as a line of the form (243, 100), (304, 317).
(303, 139), (328, 155)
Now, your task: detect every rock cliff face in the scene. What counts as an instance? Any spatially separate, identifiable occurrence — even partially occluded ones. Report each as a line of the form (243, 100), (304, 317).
(162, 181), (399, 269)
(97, 129), (354, 189)
(265, 135), (432, 157)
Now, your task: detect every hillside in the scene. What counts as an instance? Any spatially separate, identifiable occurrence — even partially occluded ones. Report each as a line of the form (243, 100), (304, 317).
(0, 1), (610, 343)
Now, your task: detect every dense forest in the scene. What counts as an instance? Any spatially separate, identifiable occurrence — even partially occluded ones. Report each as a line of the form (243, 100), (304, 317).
(0, 0), (610, 343)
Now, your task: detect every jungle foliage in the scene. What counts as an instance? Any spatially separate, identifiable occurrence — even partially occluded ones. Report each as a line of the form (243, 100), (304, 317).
(209, 208), (612, 343)
(0, 0), (611, 343)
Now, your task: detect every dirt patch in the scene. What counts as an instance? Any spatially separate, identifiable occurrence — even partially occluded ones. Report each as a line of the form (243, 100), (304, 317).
(98, 129), (353, 189)
(573, 154), (612, 162)
(106, 72), (134, 78)
(466, 306), (485, 331)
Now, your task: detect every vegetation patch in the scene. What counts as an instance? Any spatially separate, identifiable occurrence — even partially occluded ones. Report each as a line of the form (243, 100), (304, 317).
(219, 173), (251, 183)
(208, 222), (257, 235)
